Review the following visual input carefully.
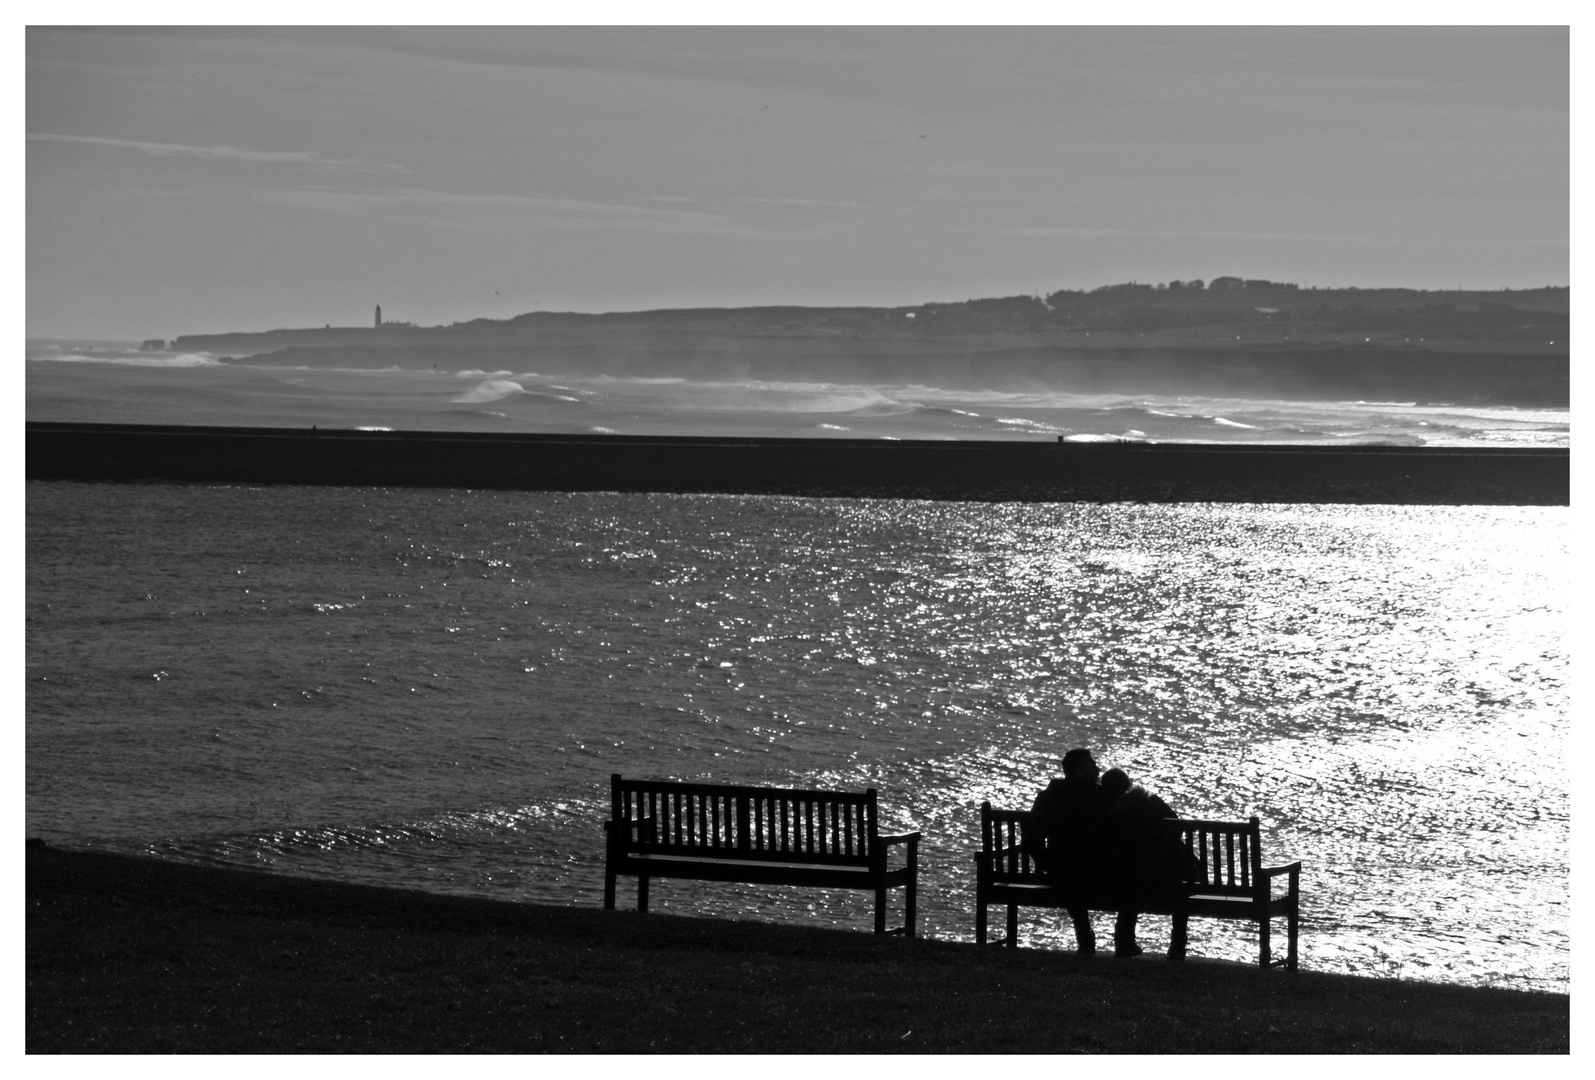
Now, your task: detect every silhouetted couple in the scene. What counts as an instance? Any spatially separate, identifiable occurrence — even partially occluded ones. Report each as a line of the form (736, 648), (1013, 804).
(1027, 747), (1186, 958)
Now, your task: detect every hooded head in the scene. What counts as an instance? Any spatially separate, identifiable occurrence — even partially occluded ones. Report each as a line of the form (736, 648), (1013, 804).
(1100, 767), (1132, 800)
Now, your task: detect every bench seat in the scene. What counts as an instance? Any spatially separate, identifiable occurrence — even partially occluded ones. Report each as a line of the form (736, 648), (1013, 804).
(607, 850), (918, 890)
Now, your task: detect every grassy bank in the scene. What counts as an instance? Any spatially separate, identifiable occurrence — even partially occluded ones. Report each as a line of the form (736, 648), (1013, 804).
(26, 845), (1567, 1054)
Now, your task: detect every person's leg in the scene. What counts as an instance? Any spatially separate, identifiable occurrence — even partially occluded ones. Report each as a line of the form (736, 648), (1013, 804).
(1114, 908), (1142, 957)
(1169, 910), (1188, 960)
(1067, 906), (1096, 953)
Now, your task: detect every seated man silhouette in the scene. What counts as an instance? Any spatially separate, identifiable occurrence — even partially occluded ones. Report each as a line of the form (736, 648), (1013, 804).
(1026, 748), (1137, 956)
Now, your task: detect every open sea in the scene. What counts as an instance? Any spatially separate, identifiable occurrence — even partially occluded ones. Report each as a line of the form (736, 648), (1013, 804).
(25, 342), (1569, 995)
(24, 339), (1572, 447)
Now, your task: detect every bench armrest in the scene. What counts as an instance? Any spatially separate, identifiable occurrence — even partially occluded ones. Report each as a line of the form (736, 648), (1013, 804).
(879, 830), (919, 877)
(878, 830), (921, 848)
(1262, 861), (1301, 896)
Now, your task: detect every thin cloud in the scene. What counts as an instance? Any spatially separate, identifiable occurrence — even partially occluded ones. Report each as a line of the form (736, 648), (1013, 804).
(1012, 225), (1382, 244)
(253, 185), (765, 237)
(739, 196), (876, 210)
(27, 133), (399, 172)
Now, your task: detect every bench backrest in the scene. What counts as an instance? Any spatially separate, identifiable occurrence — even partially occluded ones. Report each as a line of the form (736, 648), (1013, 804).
(980, 803), (1267, 896)
(1177, 816), (1267, 897)
(612, 774), (880, 866)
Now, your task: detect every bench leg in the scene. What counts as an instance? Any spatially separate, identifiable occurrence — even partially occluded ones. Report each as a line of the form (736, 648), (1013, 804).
(1259, 911), (1271, 968)
(603, 866), (616, 910)
(976, 902), (988, 945)
(638, 874), (649, 914)
(1287, 907), (1299, 971)
(905, 880), (917, 939)
(1170, 910), (1188, 961)
(1006, 903), (1019, 948)
(874, 884), (887, 934)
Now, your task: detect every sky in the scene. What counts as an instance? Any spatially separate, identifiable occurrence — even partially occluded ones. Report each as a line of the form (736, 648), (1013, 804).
(25, 19), (1571, 341)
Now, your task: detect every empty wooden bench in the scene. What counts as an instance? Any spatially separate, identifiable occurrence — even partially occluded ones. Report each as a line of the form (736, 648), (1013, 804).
(975, 803), (1300, 968)
(603, 774), (922, 935)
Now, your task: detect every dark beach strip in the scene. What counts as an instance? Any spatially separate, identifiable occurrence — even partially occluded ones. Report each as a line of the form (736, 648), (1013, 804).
(26, 422), (1568, 504)
(27, 845), (1567, 1053)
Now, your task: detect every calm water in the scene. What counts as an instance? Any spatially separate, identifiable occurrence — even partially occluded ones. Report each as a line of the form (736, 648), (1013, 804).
(25, 481), (1568, 993)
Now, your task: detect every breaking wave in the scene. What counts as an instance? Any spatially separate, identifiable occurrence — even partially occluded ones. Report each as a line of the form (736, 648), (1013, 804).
(25, 346), (1570, 448)
(29, 343), (220, 368)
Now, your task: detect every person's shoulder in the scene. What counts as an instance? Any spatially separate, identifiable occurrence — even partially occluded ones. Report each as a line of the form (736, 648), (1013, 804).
(1031, 777), (1067, 808)
(1116, 787), (1149, 810)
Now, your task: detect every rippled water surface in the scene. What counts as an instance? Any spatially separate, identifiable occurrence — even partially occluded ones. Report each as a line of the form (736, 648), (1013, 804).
(26, 482), (1567, 992)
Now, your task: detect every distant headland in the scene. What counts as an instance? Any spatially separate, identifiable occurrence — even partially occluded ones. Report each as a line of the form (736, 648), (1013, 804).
(153, 280), (1569, 408)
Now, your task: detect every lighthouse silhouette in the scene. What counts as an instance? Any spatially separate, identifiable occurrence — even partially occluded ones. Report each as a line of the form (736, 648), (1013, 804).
(375, 305), (382, 328)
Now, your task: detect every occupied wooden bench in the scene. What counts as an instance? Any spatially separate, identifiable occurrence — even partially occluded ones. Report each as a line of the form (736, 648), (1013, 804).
(975, 803), (1300, 968)
(603, 774), (922, 935)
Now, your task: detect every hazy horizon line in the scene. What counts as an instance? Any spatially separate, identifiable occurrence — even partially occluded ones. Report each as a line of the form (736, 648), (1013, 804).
(28, 279), (1572, 344)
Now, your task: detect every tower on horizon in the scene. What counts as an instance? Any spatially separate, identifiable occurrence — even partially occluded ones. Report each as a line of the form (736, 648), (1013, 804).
(375, 305), (382, 328)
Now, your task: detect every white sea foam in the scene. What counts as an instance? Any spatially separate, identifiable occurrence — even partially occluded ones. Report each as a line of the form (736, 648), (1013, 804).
(1062, 432), (1148, 443)
(31, 348), (221, 368)
(1405, 404), (1569, 426)
(22, 356), (1568, 448)
(995, 417), (1066, 432)
(452, 379), (526, 404)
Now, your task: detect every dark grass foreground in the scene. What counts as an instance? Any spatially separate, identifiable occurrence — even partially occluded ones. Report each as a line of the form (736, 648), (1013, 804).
(27, 846), (1567, 1054)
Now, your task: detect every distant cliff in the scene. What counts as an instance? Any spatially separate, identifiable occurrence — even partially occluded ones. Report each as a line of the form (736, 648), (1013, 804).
(166, 284), (1569, 407)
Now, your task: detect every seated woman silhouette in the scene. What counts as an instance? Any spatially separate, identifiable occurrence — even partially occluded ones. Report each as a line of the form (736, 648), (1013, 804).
(1097, 768), (1190, 957)
(1100, 768), (1179, 828)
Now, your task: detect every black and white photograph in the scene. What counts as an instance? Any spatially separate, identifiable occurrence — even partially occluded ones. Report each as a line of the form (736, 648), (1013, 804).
(25, 15), (1570, 1055)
